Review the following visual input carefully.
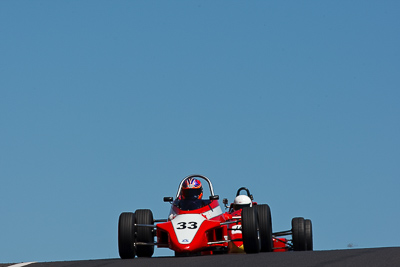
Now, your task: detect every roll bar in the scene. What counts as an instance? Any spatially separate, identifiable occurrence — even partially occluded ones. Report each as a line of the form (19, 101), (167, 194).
(175, 174), (216, 198)
(236, 187), (253, 200)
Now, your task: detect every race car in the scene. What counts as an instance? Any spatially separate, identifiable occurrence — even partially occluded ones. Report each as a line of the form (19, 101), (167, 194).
(223, 187), (313, 252)
(118, 174), (313, 258)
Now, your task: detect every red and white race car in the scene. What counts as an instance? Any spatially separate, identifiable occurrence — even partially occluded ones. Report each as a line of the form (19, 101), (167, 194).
(118, 174), (313, 258)
(224, 186), (313, 253)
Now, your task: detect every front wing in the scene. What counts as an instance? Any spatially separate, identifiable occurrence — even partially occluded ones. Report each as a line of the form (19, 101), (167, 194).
(156, 216), (229, 253)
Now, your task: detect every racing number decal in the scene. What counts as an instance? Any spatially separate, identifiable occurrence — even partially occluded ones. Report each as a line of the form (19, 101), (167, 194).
(231, 224), (242, 234)
(176, 221), (198, 229)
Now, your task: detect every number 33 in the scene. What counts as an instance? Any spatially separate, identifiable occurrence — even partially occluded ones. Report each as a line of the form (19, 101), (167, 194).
(177, 221), (198, 229)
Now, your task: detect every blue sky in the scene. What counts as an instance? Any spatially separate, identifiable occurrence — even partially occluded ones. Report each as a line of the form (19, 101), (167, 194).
(1, 0), (399, 263)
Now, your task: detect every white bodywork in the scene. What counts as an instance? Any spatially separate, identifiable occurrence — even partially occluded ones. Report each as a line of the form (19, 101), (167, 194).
(172, 214), (205, 244)
(169, 205), (223, 220)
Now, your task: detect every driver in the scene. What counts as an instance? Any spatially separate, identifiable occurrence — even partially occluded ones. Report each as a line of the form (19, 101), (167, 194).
(175, 178), (205, 210)
(181, 178), (203, 200)
(232, 195), (252, 210)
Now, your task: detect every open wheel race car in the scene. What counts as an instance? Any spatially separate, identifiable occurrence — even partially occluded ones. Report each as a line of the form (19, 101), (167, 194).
(118, 174), (313, 258)
(224, 187), (313, 252)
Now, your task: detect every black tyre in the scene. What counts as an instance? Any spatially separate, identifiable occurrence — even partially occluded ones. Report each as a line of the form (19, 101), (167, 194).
(135, 209), (154, 257)
(255, 204), (273, 252)
(118, 212), (136, 259)
(241, 206), (260, 254)
(305, 219), (313, 251)
(292, 217), (306, 251)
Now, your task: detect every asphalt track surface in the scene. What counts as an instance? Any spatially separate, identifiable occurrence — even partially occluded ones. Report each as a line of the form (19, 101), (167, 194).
(2, 247), (399, 267)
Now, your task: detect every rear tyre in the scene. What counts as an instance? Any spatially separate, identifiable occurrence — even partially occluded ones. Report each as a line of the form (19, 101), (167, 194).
(118, 212), (136, 259)
(255, 204), (273, 252)
(135, 209), (155, 257)
(305, 219), (313, 251)
(292, 217), (306, 251)
(241, 206), (260, 254)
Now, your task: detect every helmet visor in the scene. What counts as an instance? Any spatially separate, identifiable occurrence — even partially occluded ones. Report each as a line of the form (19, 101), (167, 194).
(182, 188), (202, 199)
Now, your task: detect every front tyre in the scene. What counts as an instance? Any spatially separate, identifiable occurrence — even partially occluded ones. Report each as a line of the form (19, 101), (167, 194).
(135, 209), (155, 257)
(292, 217), (306, 251)
(241, 206), (260, 254)
(118, 212), (136, 259)
(256, 204), (273, 252)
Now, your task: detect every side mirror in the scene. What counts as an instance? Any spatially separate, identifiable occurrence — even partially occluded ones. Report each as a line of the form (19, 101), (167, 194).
(222, 198), (229, 209)
(209, 195), (219, 200)
(163, 197), (173, 202)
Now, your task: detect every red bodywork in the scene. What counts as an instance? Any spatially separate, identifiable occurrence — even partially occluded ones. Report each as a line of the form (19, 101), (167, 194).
(273, 238), (289, 252)
(156, 199), (230, 253)
(156, 197), (290, 254)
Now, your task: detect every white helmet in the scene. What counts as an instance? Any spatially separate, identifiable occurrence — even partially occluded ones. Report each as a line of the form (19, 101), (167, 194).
(233, 195), (252, 210)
